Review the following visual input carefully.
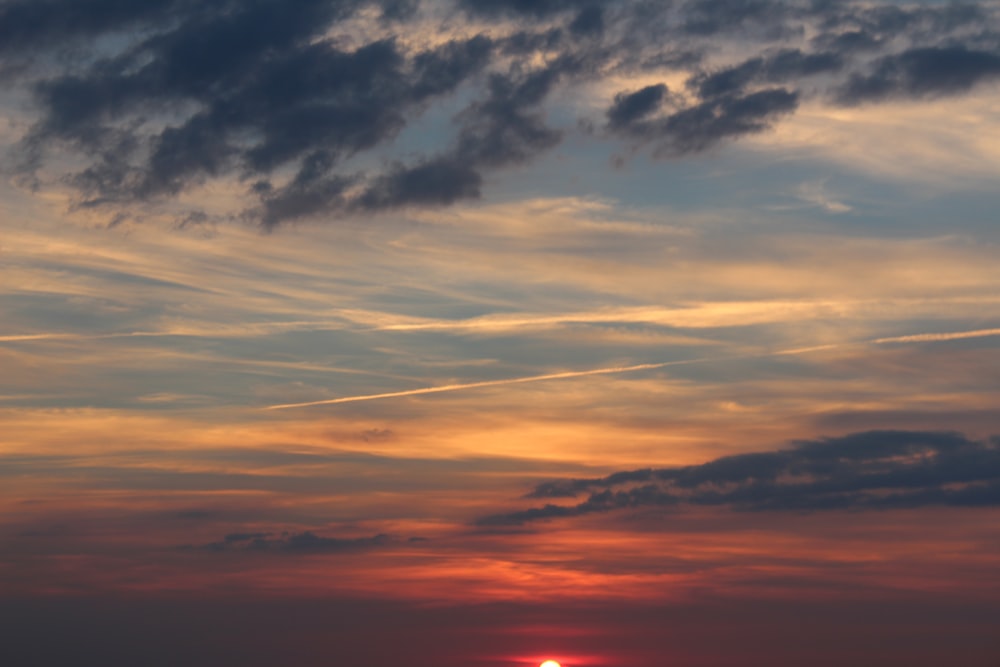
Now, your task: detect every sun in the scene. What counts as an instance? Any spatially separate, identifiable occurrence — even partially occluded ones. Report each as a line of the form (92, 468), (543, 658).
(539, 662), (562, 667)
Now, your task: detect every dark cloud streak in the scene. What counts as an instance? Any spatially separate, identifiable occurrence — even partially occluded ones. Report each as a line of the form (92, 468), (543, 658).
(480, 430), (1000, 526)
(199, 530), (395, 553)
(607, 86), (800, 155)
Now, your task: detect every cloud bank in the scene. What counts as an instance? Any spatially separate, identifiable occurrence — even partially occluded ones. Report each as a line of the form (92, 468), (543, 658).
(479, 430), (1000, 525)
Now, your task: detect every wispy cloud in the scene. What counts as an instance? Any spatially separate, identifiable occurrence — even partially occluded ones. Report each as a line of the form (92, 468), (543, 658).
(268, 327), (1000, 409)
(266, 361), (676, 409)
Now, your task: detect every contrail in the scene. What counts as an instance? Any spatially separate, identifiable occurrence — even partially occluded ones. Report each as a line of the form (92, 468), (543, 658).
(265, 362), (681, 410)
(871, 328), (1000, 344)
(265, 326), (1000, 410)
(0, 333), (80, 342)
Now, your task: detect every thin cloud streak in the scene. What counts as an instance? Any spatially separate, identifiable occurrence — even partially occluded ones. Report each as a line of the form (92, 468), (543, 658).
(267, 327), (1000, 409)
(265, 362), (676, 409)
(0, 333), (81, 342)
(872, 328), (1000, 344)
(0, 321), (355, 344)
(357, 297), (1000, 334)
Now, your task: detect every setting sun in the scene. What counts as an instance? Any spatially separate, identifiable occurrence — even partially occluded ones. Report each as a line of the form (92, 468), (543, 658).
(540, 661), (562, 667)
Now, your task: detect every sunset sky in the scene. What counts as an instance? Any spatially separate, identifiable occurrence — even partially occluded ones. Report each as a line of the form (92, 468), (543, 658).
(2, 1), (1000, 665)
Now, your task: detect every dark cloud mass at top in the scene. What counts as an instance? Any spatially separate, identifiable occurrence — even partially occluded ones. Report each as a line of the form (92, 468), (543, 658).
(479, 431), (1000, 525)
(2, 0), (1000, 226)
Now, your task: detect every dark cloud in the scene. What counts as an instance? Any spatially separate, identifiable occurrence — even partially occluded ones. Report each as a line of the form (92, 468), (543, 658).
(222, 532), (271, 543)
(453, 66), (565, 168)
(570, 5), (606, 36)
(3, 0), (1000, 225)
(812, 2), (987, 52)
(254, 171), (355, 228)
(0, 0), (190, 56)
(691, 48), (842, 98)
(662, 88), (799, 153)
(458, 0), (606, 19)
(607, 84), (669, 129)
(608, 87), (799, 154)
(680, 0), (793, 37)
(378, 0), (419, 22)
(838, 46), (1000, 103)
(355, 157), (483, 211)
(200, 530), (394, 553)
(13, 2), (497, 224)
(479, 430), (1000, 525)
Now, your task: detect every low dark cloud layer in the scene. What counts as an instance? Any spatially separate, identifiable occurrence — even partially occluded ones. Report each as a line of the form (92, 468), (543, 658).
(3, 0), (1000, 226)
(200, 530), (394, 553)
(479, 430), (1000, 525)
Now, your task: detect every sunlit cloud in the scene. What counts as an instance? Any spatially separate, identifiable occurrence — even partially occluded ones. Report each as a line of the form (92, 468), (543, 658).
(872, 328), (1000, 344)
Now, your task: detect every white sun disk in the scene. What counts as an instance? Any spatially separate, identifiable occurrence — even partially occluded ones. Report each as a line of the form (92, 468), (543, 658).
(540, 661), (562, 667)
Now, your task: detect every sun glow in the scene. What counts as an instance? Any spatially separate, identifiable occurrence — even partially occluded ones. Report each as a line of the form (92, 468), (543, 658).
(540, 661), (562, 667)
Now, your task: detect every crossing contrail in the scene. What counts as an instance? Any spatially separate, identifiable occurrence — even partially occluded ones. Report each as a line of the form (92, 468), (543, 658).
(265, 326), (1000, 410)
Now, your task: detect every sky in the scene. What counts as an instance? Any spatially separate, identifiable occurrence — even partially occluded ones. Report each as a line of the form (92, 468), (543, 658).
(2, 0), (1000, 665)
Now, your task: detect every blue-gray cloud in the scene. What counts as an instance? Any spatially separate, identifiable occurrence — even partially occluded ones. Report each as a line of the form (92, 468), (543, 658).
(3, 0), (1000, 226)
(838, 46), (1000, 103)
(609, 87), (801, 155)
(479, 430), (1000, 525)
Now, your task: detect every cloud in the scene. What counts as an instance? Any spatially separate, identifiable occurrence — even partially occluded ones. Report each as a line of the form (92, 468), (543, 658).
(267, 326), (1000, 408)
(811, 2), (987, 56)
(838, 46), (1000, 104)
(355, 158), (483, 210)
(4, 0), (1000, 225)
(0, 0), (190, 56)
(606, 84), (670, 129)
(266, 361), (675, 409)
(14, 2), (498, 224)
(479, 430), (1000, 525)
(679, 0), (793, 37)
(457, 0), (602, 19)
(690, 48), (843, 99)
(200, 530), (394, 553)
(657, 88), (801, 154)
